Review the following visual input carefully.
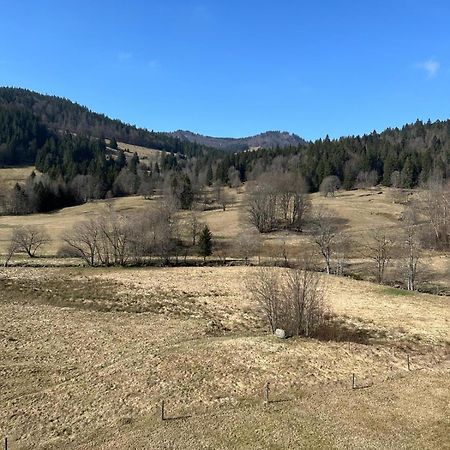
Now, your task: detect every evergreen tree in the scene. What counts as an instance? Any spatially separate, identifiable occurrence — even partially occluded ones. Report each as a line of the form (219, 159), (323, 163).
(198, 225), (213, 261)
(109, 137), (118, 149)
(206, 164), (213, 186)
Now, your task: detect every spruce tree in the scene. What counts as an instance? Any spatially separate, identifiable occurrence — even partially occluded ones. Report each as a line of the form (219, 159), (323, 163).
(198, 225), (212, 261)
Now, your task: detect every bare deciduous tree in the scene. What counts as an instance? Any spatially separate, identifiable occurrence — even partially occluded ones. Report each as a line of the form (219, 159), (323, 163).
(400, 208), (422, 291)
(365, 228), (394, 283)
(235, 231), (262, 265)
(310, 208), (338, 274)
(4, 240), (19, 267)
(319, 175), (341, 197)
(11, 226), (50, 258)
(185, 211), (202, 246)
(248, 267), (283, 333)
(247, 182), (278, 233)
(281, 268), (326, 337)
(248, 266), (326, 337)
(63, 218), (100, 266)
(419, 178), (450, 248)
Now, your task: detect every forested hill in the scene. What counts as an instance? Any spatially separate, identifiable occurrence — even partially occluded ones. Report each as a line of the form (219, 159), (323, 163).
(0, 87), (212, 158)
(213, 119), (450, 191)
(168, 130), (306, 152)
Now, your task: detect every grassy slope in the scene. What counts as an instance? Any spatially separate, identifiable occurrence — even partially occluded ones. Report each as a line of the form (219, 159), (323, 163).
(0, 266), (449, 449)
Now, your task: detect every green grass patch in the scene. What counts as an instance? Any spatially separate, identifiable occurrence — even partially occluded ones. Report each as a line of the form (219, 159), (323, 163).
(379, 286), (414, 297)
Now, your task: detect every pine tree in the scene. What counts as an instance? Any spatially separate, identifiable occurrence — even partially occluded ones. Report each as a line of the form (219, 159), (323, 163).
(109, 137), (118, 149)
(198, 225), (213, 261)
(206, 164), (213, 186)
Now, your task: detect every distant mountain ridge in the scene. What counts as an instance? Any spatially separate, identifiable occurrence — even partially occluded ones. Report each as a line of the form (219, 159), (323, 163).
(168, 130), (306, 152)
(0, 88), (305, 154)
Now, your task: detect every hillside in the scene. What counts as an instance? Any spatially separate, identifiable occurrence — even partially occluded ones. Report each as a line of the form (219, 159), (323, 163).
(0, 87), (211, 157)
(168, 130), (306, 151)
(1, 265), (449, 449)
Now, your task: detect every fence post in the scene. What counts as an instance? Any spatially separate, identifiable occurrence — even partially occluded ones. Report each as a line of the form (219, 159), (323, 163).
(407, 354), (411, 371)
(4, 437), (7, 450)
(160, 400), (165, 421)
(264, 382), (270, 405)
(352, 373), (356, 389)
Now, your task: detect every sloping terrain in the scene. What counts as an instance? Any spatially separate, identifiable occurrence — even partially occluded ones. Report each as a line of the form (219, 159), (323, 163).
(0, 266), (449, 449)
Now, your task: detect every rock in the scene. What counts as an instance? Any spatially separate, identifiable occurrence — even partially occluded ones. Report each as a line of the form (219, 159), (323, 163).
(274, 328), (286, 339)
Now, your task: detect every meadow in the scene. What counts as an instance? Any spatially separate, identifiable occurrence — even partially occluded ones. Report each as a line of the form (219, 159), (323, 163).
(0, 167), (449, 449)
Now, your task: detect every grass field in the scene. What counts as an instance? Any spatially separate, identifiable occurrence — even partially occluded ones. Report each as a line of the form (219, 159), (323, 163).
(0, 173), (449, 448)
(0, 266), (449, 449)
(0, 166), (36, 189)
(0, 183), (448, 290)
(117, 141), (165, 164)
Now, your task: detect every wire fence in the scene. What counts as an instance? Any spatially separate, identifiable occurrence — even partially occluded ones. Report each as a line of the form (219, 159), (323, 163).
(2, 350), (449, 448)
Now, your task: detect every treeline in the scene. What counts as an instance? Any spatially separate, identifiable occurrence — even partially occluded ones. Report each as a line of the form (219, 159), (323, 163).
(210, 120), (450, 190)
(0, 87), (214, 158)
(5, 204), (214, 267)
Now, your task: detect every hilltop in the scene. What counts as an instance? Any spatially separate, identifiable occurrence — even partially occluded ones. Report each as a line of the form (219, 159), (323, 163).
(168, 130), (306, 151)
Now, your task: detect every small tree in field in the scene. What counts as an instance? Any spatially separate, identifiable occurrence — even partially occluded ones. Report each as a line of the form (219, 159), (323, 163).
(248, 266), (326, 337)
(320, 175), (341, 197)
(310, 208), (338, 274)
(11, 226), (50, 258)
(198, 225), (213, 261)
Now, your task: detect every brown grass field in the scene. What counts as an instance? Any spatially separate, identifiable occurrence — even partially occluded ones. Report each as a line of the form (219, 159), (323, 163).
(0, 166), (36, 189)
(0, 266), (449, 449)
(117, 141), (165, 164)
(0, 172), (449, 448)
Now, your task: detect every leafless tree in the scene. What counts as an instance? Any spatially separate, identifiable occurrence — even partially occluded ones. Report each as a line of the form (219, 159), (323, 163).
(62, 218), (99, 266)
(11, 226), (50, 258)
(281, 268), (326, 337)
(365, 228), (394, 283)
(235, 231), (262, 264)
(418, 178), (450, 248)
(248, 266), (326, 337)
(248, 267), (283, 333)
(400, 208), (422, 291)
(275, 173), (310, 231)
(246, 182), (278, 233)
(319, 175), (341, 197)
(310, 208), (339, 274)
(185, 211), (202, 246)
(356, 170), (378, 189)
(3, 241), (19, 267)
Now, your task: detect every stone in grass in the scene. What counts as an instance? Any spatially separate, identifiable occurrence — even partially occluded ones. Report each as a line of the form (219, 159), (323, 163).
(274, 329), (286, 339)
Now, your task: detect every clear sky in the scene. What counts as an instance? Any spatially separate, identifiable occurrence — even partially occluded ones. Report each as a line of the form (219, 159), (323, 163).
(0, 0), (449, 140)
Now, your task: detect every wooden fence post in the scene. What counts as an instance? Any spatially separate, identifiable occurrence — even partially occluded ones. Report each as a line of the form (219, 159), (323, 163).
(352, 373), (356, 389)
(407, 354), (411, 371)
(264, 382), (270, 405)
(161, 400), (165, 421)
(4, 437), (7, 450)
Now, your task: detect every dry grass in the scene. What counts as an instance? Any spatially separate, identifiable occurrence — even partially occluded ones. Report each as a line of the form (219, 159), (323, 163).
(0, 166), (36, 189)
(0, 266), (449, 448)
(117, 141), (164, 164)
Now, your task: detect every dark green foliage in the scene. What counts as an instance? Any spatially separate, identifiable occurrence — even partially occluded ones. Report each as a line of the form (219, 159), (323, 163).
(210, 120), (450, 191)
(0, 87), (214, 158)
(171, 174), (194, 209)
(109, 137), (118, 149)
(198, 225), (213, 259)
(206, 164), (213, 186)
(0, 105), (49, 165)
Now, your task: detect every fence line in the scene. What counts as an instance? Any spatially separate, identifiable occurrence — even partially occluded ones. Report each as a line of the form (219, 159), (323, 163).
(154, 351), (449, 421)
(2, 351), (449, 446)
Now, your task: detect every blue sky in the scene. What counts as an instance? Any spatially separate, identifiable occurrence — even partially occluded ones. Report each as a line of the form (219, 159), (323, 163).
(0, 0), (449, 140)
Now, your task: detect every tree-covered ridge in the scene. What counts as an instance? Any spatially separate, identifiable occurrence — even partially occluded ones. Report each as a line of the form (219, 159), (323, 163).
(0, 106), (49, 165)
(168, 130), (305, 152)
(0, 87), (213, 158)
(214, 120), (450, 190)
